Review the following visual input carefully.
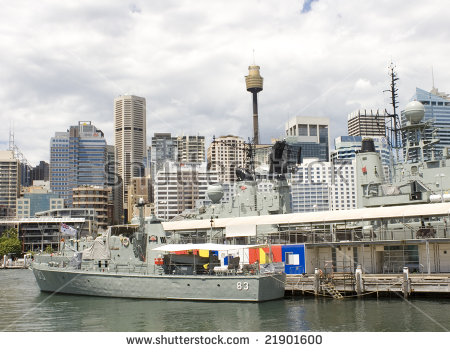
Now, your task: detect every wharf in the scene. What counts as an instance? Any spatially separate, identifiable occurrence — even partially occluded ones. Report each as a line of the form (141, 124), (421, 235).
(0, 266), (28, 269)
(285, 272), (450, 298)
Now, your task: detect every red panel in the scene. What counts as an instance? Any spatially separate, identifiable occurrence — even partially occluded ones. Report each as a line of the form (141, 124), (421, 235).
(272, 246), (282, 262)
(249, 248), (259, 264)
(260, 246), (282, 262)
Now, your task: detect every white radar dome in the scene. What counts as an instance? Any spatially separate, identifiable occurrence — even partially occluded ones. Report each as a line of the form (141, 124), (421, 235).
(207, 184), (224, 204)
(405, 101), (425, 124)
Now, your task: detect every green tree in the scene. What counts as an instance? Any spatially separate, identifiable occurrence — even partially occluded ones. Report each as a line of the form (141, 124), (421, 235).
(2, 227), (18, 239)
(0, 227), (22, 258)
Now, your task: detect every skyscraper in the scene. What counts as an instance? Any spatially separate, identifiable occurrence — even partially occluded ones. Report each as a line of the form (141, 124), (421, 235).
(114, 95), (147, 217)
(177, 135), (205, 163)
(106, 145), (121, 225)
(30, 161), (49, 182)
(0, 150), (20, 217)
(207, 135), (245, 183)
(347, 109), (387, 137)
(50, 121), (107, 206)
(151, 133), (178, 176)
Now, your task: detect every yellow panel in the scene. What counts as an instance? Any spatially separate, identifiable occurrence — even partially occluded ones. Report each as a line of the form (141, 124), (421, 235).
(259, 248), (267, 264)
(199, 249), (209, 258)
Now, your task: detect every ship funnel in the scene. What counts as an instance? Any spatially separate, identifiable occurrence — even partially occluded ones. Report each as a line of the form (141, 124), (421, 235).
(361, 138), (376, 153)
(356, 138), (385, 207)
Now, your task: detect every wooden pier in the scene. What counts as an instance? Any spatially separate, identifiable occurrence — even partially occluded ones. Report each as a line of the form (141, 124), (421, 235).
(285, 269), (450, 298)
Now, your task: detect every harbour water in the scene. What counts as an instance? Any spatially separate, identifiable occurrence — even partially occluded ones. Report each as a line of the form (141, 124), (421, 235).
(1, 269), (449, 332)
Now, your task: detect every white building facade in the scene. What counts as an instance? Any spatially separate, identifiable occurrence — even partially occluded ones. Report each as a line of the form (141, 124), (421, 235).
(207, 135), (246, 183)
(290, 158), (357, 213)
(154, 162), (218, 220)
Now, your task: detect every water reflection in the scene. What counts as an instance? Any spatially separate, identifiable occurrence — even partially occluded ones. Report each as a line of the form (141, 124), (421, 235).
(1, 270), (449, 332)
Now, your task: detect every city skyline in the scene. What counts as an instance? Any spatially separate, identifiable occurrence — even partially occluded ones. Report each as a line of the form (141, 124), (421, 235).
(1, 0), (449, 165)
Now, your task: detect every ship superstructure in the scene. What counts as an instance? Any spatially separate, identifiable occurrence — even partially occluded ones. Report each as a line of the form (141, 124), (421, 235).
(356, 100), (450, 207)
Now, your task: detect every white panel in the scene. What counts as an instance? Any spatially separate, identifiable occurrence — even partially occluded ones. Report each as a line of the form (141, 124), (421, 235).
(225, 224), (256, 238)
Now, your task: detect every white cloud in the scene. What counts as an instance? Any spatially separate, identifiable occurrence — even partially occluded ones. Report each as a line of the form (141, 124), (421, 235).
(0, 0), (449, 164)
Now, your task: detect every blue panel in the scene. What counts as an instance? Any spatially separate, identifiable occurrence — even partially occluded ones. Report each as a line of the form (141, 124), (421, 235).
(282, 244), (306, 274)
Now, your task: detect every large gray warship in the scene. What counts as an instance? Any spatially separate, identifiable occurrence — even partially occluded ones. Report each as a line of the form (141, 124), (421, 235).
(356, 100), (450, 207)
(31, 200), (286, 302)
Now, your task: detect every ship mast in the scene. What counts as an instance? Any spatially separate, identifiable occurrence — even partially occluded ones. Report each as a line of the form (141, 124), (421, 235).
(384, 62), (402, 162)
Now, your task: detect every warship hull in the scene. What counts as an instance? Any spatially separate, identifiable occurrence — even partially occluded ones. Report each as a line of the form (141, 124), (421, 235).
(32, 265), (286, 302)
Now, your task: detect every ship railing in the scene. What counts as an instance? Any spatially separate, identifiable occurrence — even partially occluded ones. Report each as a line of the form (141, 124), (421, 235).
(269, 221), (450, 244)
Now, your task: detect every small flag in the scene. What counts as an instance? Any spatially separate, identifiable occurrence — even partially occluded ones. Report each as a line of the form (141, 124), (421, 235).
(362, 166), (367, 174)
(60, 223), (77, 236)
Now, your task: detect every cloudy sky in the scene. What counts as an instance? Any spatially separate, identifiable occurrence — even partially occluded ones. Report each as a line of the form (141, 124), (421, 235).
(1, 0), (449, 165)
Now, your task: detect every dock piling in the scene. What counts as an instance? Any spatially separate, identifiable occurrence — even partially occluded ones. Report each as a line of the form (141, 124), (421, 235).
(402, 267), (410, 299)
(355, 265), (363, 296)
(314, 268), (320, 296)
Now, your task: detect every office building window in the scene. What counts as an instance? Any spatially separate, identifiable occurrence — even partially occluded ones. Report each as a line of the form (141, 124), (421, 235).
(298, 124), (308, 136)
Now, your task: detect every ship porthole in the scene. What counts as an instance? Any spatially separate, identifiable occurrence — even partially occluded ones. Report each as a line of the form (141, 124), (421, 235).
(187, 284), (190, 287)
(217, 284), (220, 287)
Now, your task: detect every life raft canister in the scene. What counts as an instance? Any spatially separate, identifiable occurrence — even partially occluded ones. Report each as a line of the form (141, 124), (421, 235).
(122, 237), (130, 247)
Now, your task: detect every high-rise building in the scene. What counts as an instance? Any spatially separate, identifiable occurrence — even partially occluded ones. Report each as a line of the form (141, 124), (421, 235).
(154, 162), (218, 220)
(106, 145), (121, 224)
(50, 121), (107, 206)
(177, 135), (205, 163)
(20, 163), (32, 187)
(30, 161), (49, 182)
(114, 95), (147, 217)
(207, 135), (245, 183)
(290, 158), (357, 213)
(402, 87), (450, 159)
(0, 150), (20, 217)
(347, 109), (387, 137)
(285, 116), (330, 162)
(151, 133), (178, 175)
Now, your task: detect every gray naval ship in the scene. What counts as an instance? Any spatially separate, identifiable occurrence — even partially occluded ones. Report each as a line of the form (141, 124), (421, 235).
(31, 142), (295, 302)
(31, 197), (286, 302)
